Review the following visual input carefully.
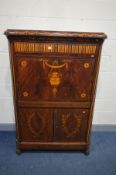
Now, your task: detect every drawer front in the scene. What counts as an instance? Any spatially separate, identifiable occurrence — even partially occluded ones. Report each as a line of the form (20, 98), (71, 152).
(14, 42), (97, 57)
(54, 108), (89, 142)
(15, 57), (95, 101)
(18, 108), (53, 142)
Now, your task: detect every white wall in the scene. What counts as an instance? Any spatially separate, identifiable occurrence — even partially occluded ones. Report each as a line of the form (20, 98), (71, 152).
(0, 0), (116, 124)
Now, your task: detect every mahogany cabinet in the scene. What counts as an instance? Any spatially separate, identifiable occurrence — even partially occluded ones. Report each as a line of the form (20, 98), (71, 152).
(5, 29), (107, 154)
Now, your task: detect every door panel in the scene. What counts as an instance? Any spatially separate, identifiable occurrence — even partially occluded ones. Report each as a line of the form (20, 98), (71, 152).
(18, 108), (53, 142)
(15, 57), (95, 101)
(54, 109), (89, 142)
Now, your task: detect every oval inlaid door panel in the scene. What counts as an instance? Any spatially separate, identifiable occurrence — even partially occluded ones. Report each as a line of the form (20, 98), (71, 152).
(54, 109), (89, 142)
(18, 108), (53, 142)
(15, 57), (95, 101)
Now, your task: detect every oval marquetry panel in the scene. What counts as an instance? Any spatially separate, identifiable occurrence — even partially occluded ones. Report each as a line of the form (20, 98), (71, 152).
(62, 113), (81, 138)
(27, 112), (46, 137)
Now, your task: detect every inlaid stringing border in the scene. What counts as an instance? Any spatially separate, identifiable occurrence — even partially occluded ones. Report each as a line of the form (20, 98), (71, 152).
(14, 42), (97, 54)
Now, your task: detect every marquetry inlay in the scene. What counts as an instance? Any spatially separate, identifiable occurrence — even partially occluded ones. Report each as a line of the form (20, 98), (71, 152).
(84, 63), (90, 69)
(23, 91), (29, 97)
(38, 58), (72, 97)
(62, 113), (81, 138)
(27, 112), (45, 137)
(21, 61), (27, 67)
(14, 42), (97, 55)
(80, 93), (87, 98)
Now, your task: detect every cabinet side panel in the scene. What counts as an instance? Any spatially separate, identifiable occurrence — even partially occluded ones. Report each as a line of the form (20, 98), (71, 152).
(87, 42), (104, 143)
(8, 40), (19, 145)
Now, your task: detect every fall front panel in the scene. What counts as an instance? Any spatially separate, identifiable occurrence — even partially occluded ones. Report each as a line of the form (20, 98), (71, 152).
(15, 57), (95, 101)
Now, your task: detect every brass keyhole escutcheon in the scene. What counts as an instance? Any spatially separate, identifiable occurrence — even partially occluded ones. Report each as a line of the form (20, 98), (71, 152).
(91, 54), (95, 58)
(82, 111), (86, 114)
(21, 61), (27, 67)
(84, 63), (89, 69)
(23, 91), (29, 97)
(81, 93), (86, 98)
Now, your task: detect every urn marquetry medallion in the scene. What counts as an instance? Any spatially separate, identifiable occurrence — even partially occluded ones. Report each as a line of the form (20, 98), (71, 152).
(5, 29), (107, 155)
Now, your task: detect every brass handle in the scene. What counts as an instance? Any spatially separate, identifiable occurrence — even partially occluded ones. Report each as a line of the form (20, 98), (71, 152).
(84, 63), (90, 69)
(91, 54), (95, 58)
(82, 111), (86, 114)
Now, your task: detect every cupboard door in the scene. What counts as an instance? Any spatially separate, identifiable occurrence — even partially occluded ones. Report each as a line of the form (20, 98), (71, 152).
(18, 108), (53, 142)
(15, 57), (95, 101)
(54, 109), (89, 142)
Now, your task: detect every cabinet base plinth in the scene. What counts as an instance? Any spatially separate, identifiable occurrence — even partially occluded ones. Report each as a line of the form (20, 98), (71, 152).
(17, 141), (89, 152)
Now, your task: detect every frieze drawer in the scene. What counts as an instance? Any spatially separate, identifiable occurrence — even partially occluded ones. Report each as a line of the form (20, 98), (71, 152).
(14, 41), (97, 57)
